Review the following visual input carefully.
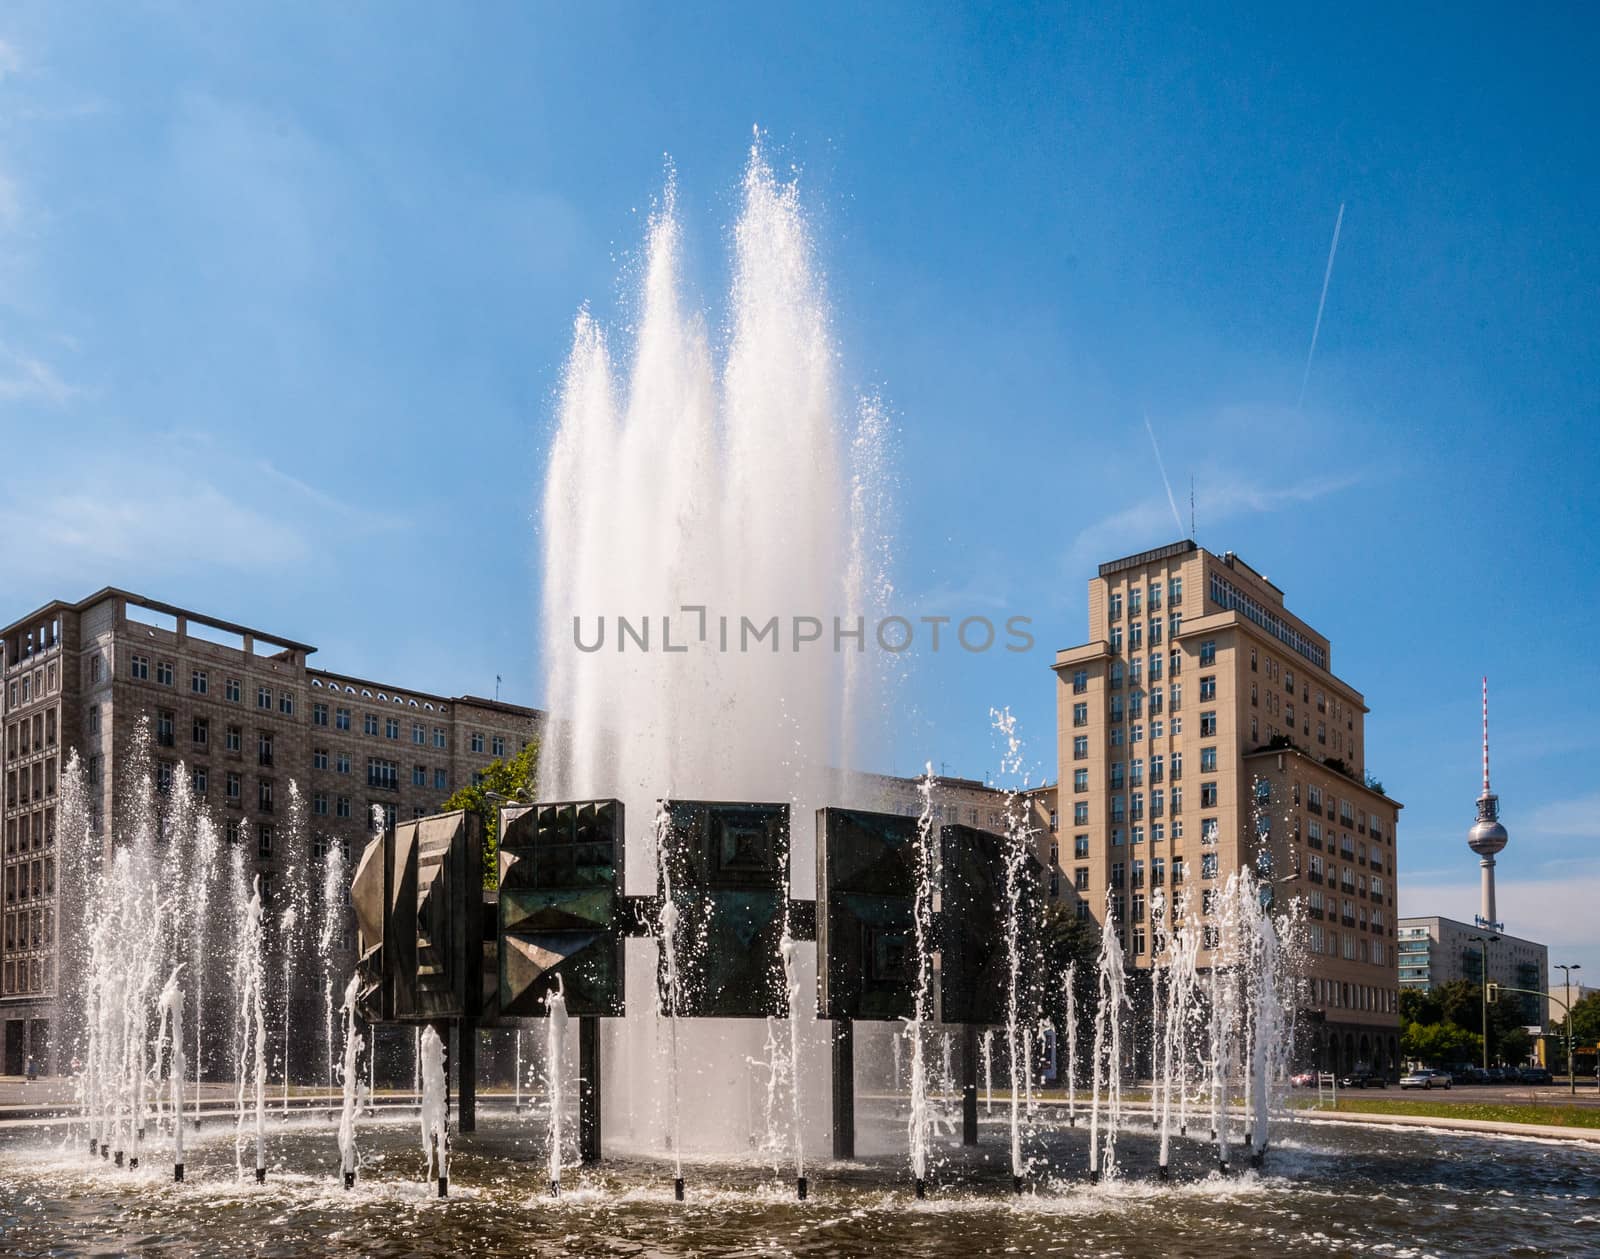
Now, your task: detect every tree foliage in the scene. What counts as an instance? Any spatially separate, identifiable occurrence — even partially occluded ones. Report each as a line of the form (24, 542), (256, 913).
(1401, 1019), (1481, 1066)
(438, 740), (540, 889)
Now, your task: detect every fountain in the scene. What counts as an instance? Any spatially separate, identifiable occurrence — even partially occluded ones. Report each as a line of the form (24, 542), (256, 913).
(337, 972), (363, 1189)
(544, 976), (569, 1197)
(418, 1026), (449, 1197)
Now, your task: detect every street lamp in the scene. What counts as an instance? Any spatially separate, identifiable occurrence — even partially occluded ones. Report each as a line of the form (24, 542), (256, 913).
(1555, 963), (1582, 1097)
(1468, 934), (1500, 1072)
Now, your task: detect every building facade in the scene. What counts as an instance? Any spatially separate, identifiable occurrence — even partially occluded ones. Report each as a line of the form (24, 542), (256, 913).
(1397, 915), (1549, 1028)
(1, 588), (543, 1074)
(1053, 540), (1402, 1075)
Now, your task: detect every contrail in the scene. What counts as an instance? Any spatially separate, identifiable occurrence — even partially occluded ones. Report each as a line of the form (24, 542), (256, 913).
(1143, 412), (1185, 536)
(1297, 201), (1345, 409)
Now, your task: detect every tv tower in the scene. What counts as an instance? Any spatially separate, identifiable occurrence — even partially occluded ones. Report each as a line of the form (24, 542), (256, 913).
(1467, 677), (1508, 930)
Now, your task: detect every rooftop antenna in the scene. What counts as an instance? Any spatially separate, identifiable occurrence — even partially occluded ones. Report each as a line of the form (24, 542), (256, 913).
(496, 673), (502, 702)
(1482, 676), (1490, 795)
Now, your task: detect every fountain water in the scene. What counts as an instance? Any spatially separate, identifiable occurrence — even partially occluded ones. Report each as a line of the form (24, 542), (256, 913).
(419, 1026), (449, 1197)
(981, 1030), (993, 1116)
(319, 840), (347, 1118)
(235, 876), (268, 1184)
(337, 972), (363, 1189)
(905, 768), (937, 1199)
(780, 930), (807, 1199)
(653, 805), (686, 1200)
(1064, 963), (1078, 1128)
(156, 968), (186, 1181)
(540, 140), (891, 1158)
(544, 976), (570, 1196)
(1087, 890), (1127, 1184)
(991, 709), (1035, 1193)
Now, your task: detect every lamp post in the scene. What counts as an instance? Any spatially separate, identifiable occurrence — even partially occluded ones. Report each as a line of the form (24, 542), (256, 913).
(1468, 935), (1499, 1072)
(1555, 964), (1582, 1097)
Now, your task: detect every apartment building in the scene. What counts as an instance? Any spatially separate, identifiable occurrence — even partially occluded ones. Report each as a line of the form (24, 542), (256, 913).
(1397, 915), (1549, 1028)
(1, 588), (542, 1074)
(1053, 540), (1402, 1075)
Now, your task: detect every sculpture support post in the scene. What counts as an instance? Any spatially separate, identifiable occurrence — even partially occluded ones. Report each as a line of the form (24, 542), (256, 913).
(457, 1019), (477, 1134)
(579, 1016), (601, 1164)
(962, 1023), (979, 1146)
(832, 1019), (854, 1160)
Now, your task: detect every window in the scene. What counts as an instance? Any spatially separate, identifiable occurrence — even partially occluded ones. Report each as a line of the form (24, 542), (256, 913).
(192, 669), (208, 695)
(337, 707), (352, 731)
(1130, 723), (1142, 743)
(1201, 853), (1218, 880)
(1199, 675), (1217, 702)
(313, 703), (329, 727)
(1255, 778), (1271, 804)
(226, 725), (241, 753)
(1130, 758), (1144, 787)
(1109, 661), (1123, 690)
(412, 764), (427, 787)
(1074, 834), (1089, 859)
(1073, 768), (1088, 792)
(1109, 724), (1124, 746)
(492, 735), (506, 757)
(434, 768), (448, 790)
(312, 748), (329, 771)
(1200, 746), (1217, 773)
(1149, 583), (1162, 612)
(1200, 781), (1218, 807)
(226, 677), (241, 703)
(258, 824), (274, 861)
(1129, 588), (1142, 616)
(313, 792), (329, 816)
(1149, 654), (1163, 683)
(259, 780), (274, 812)
(192, 716), (208, 747)
(1073, 735), (1088, 760)
(367, 758), (399, 790)
(1110, 624), (1123, 652)
(1131, 824), (1144, 845)
(258, 731), (274, 766)
(130, 654), (149, 680)
(156, 762), (173, 793)
(1073, 801), (1089, 825)
(470, 732), (486, 754)
(370, 802), (397, 832)
(385, 717), (400, 740)
(278, 692), (293, 716)
(1169, 576), (1182, 605)
(226, 772), (241, 802)
(1201, 817), (1219, 845)
(413, 722), (426, 745)
(337, 752), (351, 775)
(1109, 592), (1122, 620)
(256, 686), (271, 710)
(1074, 867), (1089, 892)
(1149, 619), (1163, 646)
(156, 660), (174, 686)
(1129, 691), (1144, 719)
(1110, 861), (1125, 889)
(1072, 703), (1088, 728)
(1130, 622), (1143, 650)
(156, 710), (175, 747)
(1110, 795), (1126, 823)
(1110, 762), (1125, 790)
(364, 714), (379, 736)
(433, 728), (447, 749)
(91, 655), (104, 684)
(1200, 711), (1217, 737)
(336, 796), (352, 819)
(1072, 669), (1088, 694)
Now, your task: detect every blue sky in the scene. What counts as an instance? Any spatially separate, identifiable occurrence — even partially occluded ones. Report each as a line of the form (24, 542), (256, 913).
(2, 6), (1596, 977)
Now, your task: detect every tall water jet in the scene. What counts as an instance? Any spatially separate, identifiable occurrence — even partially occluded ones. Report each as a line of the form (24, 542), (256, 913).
(982, 1030), (993, 1116)
(157, 969), (186, 1181)
(905, 769), (936, 1199)
(189, 813), (220, 1131)
(780, 929), (807, 1199)
(235, 875), (268, 1183)
(992, 709), (1033, 1193)
(337, 972), (363, 1189)
(419, 1025), (449, 1197)
(654, 806), (686, 1200)
(1087, 889), (1127, 1184)
(319, 839), (347, 1116)
(544, 976), (570, 1196)
(539, 141), (892, 1157)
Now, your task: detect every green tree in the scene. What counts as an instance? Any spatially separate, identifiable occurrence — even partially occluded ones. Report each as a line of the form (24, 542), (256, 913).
(438, 740), (540, 889)
(1401, 1019), (1480, 1066)
(1399, 986), (1442, 1028)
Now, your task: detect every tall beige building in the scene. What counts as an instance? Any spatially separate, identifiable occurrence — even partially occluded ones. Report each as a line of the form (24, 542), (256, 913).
(1053, 541), (1402, 1075)
(1, 587), (542, 1074)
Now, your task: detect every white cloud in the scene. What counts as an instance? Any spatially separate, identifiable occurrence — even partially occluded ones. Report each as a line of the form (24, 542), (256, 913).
(1528, 793), (1600, 839)
(1060, 471), (1360, 584)
(0, 345), (79, 404)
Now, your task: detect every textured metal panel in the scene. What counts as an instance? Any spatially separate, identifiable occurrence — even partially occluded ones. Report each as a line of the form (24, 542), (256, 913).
(497, 799), (625, 1017)
(658, 800), (789, 1018)
(816, 807), (919, 1022)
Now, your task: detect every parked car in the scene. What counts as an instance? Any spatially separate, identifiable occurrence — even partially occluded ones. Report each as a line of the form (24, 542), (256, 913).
(1517, 1067), (1553, 1085)
(1290, 1071), (1318, 1088)
(1484, 1066), (1508, 1083)
(1454, 1066), (1490, 1084)
(1339, 1070), (1387, 1089)
(1400, 1068), (1453, 1090)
